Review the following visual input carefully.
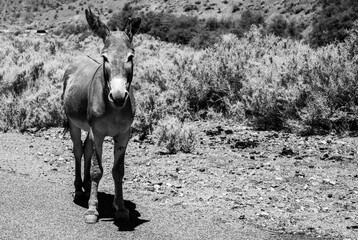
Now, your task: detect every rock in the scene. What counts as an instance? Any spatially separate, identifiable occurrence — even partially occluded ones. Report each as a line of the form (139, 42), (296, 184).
(257, 211), (269, 218)
(295, 170), (305, 177)
(281, 147), (295, 156)
(172, 201), (184, 206)
(154, 184), (161, 191)
(322, 207), (330, 212)
(151, 181), (163, 186)
(320, 153), (329, 160)
(225, 129), (234, 134)
(52, 149), (62, 156)
(263, 162), (271, 166)
(145, 186), (155, 192)
(198, 167), (206, 172)
(311, 182), (320, 186)
(323, 179), (336, 185)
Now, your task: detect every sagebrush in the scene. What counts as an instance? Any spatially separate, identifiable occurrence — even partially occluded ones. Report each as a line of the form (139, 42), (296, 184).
(2, 23), (358, 134)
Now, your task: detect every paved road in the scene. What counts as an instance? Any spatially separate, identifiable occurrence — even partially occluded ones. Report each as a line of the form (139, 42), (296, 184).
(0, 169), (333, 240)
(0, 131), (335, 240)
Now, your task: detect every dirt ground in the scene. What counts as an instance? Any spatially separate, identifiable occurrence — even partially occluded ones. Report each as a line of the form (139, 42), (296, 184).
(1, 121), (358, 239)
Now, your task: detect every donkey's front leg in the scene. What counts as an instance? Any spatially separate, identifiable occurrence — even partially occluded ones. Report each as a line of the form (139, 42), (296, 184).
(85, 129), (104, 224)
(69, 124), (84, 202)
(113, 131), (130, 220)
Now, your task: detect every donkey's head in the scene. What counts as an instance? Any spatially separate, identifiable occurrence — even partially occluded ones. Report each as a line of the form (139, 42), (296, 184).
(85, 9), (141, 108)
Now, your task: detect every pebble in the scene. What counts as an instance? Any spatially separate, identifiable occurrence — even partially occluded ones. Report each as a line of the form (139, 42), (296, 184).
(323, 179), (336, 185)
(311, 182), (320, 186)
(145, 186), (155, 192)
(225, 129), (234, 134)
(257, 211), (269, 217)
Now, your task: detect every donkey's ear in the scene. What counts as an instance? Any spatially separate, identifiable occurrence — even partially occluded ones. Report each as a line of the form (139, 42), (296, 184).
(124, 17), (141, 40)
(85, 8), (110, 40)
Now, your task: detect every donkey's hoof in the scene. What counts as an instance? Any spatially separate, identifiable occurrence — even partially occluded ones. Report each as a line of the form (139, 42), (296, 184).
(115, 208), (130, 220)
(85, 214), (98, 224)
(73, 190), (84, 202)
(85, 209), (99, 224)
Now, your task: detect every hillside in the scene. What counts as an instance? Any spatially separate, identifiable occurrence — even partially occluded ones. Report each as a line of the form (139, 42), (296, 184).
(0, 0), (318, 32)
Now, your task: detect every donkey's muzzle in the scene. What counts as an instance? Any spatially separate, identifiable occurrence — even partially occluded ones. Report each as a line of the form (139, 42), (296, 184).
(108, 91), (128, 108)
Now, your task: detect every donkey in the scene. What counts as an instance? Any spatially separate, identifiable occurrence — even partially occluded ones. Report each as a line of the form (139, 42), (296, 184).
(62, 9), (141, 223)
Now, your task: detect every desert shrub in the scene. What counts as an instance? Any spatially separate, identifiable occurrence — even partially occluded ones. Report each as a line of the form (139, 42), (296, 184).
(179, 125), (197, 153)
(232, 4), (240, 13)
(107, 4), (134, 31)
(184, 4), (198, 12)
(0, 94), (23, 132)
(3, 17), (358, 134)
(189, 31), (219, 49)
(132, 93), (164, 141)
(239, 10), (265, 31)
(53, 21), (89, 37)
(285, 20), (302, 39)
(0, 34), (88, 131)
(267, 14), (288, 38)
(297, 30), (358, 132)
(107, 4), (269, 48)
(154, 116), (197, 154)
(309, 0), (358, 47)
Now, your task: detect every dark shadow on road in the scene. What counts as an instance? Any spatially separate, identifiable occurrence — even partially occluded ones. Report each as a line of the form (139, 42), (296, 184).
(74, 191), (149, 231)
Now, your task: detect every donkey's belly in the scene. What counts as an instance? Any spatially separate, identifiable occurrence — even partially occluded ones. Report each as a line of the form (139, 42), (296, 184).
(69, 117), (91, 132)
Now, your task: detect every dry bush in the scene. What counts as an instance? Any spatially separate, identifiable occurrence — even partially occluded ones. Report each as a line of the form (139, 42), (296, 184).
(0, 34), (99, 132)
(134, 24), (358, 132)
(153, 116), (197, 154)
(2, 22), (358, 135)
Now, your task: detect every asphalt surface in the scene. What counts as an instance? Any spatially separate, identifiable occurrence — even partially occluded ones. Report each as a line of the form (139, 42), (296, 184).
(0, 169), (335, 240)
(0, 131), (336, 240)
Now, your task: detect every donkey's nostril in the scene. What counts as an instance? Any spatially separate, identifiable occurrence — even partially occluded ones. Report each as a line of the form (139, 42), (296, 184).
(109, 93), (114, 101)
(124, 92), (128, 99)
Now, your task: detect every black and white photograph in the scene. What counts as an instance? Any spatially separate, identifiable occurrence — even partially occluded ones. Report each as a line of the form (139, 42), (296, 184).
(0, 0), (357, 239)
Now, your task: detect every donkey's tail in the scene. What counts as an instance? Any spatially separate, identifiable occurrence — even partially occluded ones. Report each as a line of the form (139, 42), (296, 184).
(62, 118), (70, 136)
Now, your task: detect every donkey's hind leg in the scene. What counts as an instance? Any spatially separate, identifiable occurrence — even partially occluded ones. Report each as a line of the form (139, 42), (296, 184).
(69, 122), (84, 201)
